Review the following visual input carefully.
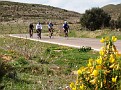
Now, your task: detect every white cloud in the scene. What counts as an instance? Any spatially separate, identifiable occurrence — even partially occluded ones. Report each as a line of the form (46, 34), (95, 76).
(2, 0), (121, 13)
(44, 0), (121, 13)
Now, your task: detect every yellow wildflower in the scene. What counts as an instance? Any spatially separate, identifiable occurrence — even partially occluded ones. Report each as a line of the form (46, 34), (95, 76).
(112, 76), (118, 83)
(109, 58), (115, 63)
(70, 82), (75, 88)
(112, 36), (117, 42)
(89, 67), (94, 73)
(77, 70), (82, 75)
(96, 57), (102, 65)
(109, 54), (115, 63)
(105, 37), (109, 41)
(92, 70), (98, 77)
(87, 59), (93, 67)
(99, 50), (105, 56)
(80, 84), (84, 90)
(72, 87), (76, 90)
(89, 58), (93, 62)
(100, 38), (105, 43)
(96, 65), (102, 70)
(88, 62), (92, 67)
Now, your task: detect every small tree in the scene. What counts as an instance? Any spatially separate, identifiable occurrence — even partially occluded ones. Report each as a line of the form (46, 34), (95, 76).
(80, 8), (111, 31)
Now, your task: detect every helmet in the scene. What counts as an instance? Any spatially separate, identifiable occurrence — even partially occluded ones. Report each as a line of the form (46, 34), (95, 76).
(64, 21), (67, 23)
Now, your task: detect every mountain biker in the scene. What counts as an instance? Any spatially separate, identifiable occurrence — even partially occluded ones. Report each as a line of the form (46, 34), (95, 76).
(63, 21), (69, 37)
(36, 22), (42, 39)
(48, 21), (54, 38)
(29, 23), (34, 38)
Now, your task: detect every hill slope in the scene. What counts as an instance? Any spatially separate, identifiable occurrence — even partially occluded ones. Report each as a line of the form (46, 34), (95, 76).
(0, 1), (81, 24)
(102, 4), (121, 20)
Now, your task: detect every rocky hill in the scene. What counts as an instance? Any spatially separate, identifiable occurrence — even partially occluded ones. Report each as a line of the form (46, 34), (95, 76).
(102, 3), (121, 20)
(1, 1), (120, 24)
(0, 1), (81, 24)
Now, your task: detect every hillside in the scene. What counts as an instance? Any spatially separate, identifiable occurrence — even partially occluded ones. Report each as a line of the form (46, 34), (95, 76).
(102, 3), (121, 20)
(0, 1), (81, 24)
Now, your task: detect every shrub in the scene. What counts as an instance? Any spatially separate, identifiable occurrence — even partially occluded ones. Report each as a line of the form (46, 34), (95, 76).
(78, 46), (91, 52)
(80, 8), (111, 31)
(70, 36), (121, 90)
(0, 59), (14, 80)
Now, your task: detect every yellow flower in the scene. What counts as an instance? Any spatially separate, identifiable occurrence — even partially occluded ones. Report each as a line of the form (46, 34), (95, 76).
(72, 87), (76, 90)
(92, 70), (98, 77)
(112, 76), (118, 83)
(109, 54), (115, 63)
(110, 58), (115, 63)
(80, 84), (84, 90)
(96, 57), (102, 65)
(70, 82), (75, 88)
(99, 50), (105, 56)
(87, 67), (94, 74)
(96, 65), (102, 70)
(88, 62), (92, 67)
(77, 70), (82, 75)
(87, 59), (93, 67)
(112, 36), (117, 42)
(100, 38), (105, 43)
(105, 37), (109, 41)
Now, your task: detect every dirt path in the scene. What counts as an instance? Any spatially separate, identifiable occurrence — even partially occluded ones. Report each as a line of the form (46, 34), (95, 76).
(9, 33), (121, 52)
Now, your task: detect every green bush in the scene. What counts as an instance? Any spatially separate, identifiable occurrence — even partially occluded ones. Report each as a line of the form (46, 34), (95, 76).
(78, 46), (91, 52)
(80, 8), (111, 30)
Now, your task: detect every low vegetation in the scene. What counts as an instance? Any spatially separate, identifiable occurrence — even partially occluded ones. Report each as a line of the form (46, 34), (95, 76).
(70, 36), (121, 90)
(0, 36), (98, 90)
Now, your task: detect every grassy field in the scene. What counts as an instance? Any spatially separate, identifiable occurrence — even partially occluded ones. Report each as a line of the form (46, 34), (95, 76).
(0, 36), (99, 90)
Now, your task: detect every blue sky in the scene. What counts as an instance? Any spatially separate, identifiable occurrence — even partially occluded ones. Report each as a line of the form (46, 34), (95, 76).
(3, 0), (121, 13)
